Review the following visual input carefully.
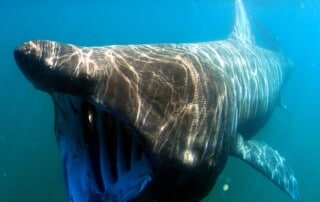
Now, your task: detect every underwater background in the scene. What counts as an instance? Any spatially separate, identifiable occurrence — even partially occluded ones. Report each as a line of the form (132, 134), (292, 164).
(0, 0), (319, 201)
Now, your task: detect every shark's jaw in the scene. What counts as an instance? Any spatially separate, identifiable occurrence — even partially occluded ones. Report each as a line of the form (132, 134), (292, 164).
(53, 93), (151, 201)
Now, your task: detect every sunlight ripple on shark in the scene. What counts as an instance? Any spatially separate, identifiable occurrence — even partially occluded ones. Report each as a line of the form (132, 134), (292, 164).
(14, 0), (300, 201)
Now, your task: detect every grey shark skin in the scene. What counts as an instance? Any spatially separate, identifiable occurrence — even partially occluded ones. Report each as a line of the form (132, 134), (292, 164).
(14, 0), (300, 201)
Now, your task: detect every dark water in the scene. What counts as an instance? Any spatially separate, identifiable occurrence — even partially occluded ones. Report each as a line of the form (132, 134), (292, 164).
(0, 0), (319, 201)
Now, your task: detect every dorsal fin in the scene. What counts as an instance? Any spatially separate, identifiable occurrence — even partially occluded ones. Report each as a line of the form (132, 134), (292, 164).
(230, 0), (255, 45)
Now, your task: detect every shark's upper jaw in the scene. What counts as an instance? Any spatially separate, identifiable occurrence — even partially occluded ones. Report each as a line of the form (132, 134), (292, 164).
(54, 94), (151, 201)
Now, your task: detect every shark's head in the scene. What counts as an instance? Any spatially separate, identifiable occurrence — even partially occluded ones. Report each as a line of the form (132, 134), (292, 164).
(14, 40), (225, 201)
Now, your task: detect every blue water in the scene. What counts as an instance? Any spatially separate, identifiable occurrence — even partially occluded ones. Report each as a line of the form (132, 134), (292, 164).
(0, 0), (319, 201)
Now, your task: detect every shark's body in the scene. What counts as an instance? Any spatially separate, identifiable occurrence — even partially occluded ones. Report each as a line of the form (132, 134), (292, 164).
(14, 0), (299, 201)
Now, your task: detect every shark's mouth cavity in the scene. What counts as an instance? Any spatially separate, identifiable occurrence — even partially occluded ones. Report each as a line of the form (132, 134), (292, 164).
(55, 95), (151, 201)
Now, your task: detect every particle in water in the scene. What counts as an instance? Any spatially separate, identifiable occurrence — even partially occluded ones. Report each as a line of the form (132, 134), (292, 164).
(223, 184), (229, 191)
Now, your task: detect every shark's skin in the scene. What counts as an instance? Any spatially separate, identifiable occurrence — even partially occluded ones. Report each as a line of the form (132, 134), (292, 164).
(14, 0), (300, 201)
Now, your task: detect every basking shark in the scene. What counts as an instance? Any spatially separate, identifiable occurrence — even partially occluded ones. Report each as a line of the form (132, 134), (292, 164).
(14, 0), (300, 201)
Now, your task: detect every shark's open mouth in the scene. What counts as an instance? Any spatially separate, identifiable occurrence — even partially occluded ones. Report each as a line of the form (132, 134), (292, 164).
(53, 94), (151, 201)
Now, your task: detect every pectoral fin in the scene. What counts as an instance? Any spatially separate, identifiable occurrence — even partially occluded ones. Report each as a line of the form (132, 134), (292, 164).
(231, 135), (300, 202)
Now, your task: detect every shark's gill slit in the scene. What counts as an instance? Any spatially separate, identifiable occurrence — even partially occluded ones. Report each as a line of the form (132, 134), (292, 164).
(116, 119), (126, 176)
(116, 122), (133, 173)
(96, 110), (113, 188)
(133, 136), (144, 161)
(103, 113), (119, 184)
(81, 102), (105, 192)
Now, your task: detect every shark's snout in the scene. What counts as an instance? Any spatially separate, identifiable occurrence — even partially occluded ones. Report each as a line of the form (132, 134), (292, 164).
(14, 41), (51, 69)
(14, 40), (41, 56)
(14, 41), (50, 92)
(14, 40), (96, 95)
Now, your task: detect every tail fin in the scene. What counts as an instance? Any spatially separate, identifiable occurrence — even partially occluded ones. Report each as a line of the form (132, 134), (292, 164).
(232, 135), (301, 202)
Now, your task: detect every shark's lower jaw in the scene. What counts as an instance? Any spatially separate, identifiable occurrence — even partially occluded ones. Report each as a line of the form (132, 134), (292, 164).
(53, 94), (151, 202)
